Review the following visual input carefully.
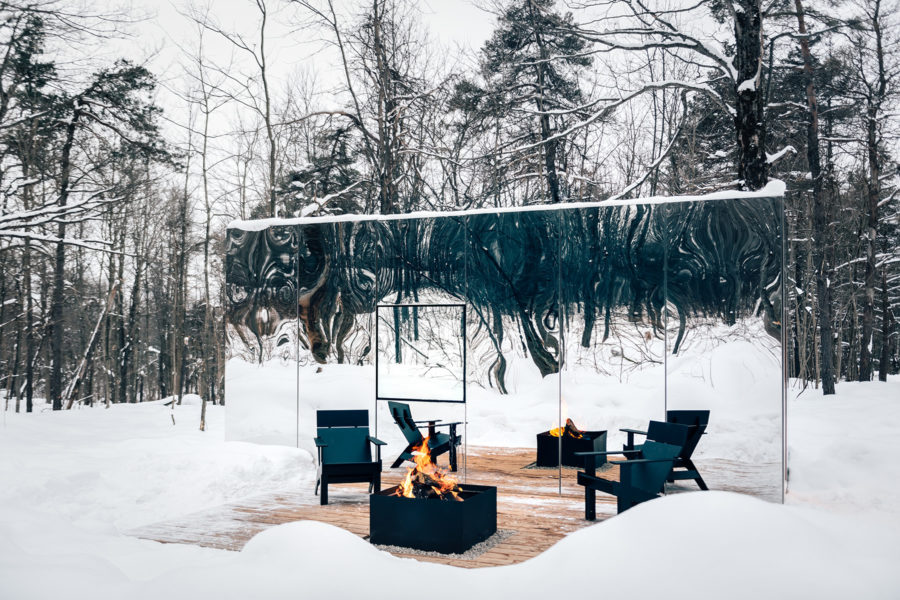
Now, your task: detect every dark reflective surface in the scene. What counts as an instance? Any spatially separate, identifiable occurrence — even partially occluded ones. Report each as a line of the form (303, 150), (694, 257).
(224, 198), (785, 499)
(224, 226), (299, 445)
(560, 204), (666, 448)
(464, 211), (561, 477)
(664, 198), (784, 501)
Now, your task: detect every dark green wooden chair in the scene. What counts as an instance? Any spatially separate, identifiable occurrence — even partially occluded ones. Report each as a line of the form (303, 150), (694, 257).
(622, 410), (710, 490)
(314, 409), (385, 505)
(576, 422), (689, 518)
(387, 401), (462, 471)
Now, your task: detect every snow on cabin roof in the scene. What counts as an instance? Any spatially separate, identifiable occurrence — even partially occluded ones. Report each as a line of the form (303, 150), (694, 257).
(227, 179), (785, 231)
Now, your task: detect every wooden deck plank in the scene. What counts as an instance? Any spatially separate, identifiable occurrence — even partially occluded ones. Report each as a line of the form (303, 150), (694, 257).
(127, 446), (780, 567)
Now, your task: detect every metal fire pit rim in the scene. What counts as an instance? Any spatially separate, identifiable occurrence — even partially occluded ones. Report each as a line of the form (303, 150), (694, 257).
(374, 483), (496, 499)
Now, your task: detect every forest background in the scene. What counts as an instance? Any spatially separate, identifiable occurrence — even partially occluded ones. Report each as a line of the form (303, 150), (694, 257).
(0, 0), (897, 419)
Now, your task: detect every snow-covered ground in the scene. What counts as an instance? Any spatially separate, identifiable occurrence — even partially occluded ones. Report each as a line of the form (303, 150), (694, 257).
(1, 377), (899, 599)
(227, 319), (784, 470)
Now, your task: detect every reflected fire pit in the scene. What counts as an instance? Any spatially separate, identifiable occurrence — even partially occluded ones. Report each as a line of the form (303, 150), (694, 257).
(536, 419), (607, 468)
(369, 437), (497, 553)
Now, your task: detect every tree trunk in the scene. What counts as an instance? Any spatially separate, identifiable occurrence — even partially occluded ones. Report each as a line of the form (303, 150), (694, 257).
(124, 251), (143, 403)
(49, 105), (81, 410)
(733, 0), (768, 190)
(879, 267), (892, 381)
(858, 0), (888, 382)
(858, 110), (879, 382)
(23, 238), (34, 412)
(373, 0), (399, 215)
(794, 0), (834, 394)
(116, 233), (127, 404)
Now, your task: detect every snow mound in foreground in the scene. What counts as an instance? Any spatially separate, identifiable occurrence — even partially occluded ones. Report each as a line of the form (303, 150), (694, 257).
(130, 492), (899, 600)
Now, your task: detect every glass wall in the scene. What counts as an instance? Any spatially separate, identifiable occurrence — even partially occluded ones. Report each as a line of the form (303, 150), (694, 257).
(224, 225), (300, 446)
(560, 204), (667, 456)
(293, 220), (379, 448)
(664, 198), (784, 501)
(224, 194), (785, 500)
(463, 210), (562, 492)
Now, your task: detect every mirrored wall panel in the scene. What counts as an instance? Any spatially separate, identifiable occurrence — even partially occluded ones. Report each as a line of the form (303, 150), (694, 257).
(224, 226), (299, 446)
(371, 216), (470, 465)
(224, 194), (785, 501)
(664, 198), (784, 501)
(561, 204), (667, 489)
(294, 221), (379, 451)
(464, 210), (562, 493)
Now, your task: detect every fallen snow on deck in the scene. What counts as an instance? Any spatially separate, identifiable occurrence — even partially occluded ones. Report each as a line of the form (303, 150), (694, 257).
(1, 374), (899, 599)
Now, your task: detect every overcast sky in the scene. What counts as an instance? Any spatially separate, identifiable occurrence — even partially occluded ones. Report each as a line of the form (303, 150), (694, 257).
(99, 0), (497, 128)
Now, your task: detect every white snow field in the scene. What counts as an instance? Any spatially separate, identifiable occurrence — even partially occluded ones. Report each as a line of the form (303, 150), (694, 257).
(2, 376), (899, 599)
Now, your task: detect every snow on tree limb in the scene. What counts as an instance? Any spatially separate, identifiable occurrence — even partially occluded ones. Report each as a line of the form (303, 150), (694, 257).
(766, 145), (797, 164)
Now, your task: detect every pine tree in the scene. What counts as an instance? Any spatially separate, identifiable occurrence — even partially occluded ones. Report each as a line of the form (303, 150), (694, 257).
(477, 0), (591, 204)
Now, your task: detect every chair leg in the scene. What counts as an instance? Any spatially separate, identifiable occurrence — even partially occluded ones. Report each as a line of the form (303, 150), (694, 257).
(320, 476), (328, 505)
(449, 444), (458, 472)
(315, 477), (320, 496)
(685, 460), (709, 490)
(391, 444), (414, 468)
(373, 471), (381, 494)
(449, 425), (459, 472)
(585, 487), (596, 521)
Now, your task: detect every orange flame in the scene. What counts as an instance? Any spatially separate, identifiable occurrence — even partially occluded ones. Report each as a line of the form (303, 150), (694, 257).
(393, 437), (463, 501)
(549, 418), (584, 439)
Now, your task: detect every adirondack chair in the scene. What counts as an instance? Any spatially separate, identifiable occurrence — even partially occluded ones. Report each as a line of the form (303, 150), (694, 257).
(576, 436), (684, 518)
(314, 409), (386, 505)
(622, 410), (710, 490)
(386, 401), (462, 471)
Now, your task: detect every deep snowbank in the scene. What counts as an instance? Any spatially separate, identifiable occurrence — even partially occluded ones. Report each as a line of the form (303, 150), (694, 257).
(0, 401), (312, 530)
(1, 492), (897, 600)
(1, 375), (898, 599)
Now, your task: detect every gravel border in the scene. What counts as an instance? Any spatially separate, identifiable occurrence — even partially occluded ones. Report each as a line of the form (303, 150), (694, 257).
(370, 528), (517, 560)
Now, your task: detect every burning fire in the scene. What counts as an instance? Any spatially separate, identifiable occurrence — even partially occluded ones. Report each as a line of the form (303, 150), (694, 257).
(549, 418), (584, 439)
(392, 438), (463, 501)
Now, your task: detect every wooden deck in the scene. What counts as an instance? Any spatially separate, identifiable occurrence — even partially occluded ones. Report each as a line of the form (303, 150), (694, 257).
(127, 446), (781, 568)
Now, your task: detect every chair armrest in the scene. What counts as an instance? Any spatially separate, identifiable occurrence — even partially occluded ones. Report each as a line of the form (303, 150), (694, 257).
(368, 436), (387, 446)
(619, 427), (648, 435)
(429, 421), (464, 428)
(314, 437), (327, 447)
(574, 450), (640, 457)
(610, 458), (674, 465)
(413, 419), (441, 424)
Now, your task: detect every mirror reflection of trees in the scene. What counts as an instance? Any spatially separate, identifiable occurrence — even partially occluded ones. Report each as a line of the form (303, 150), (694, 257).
(226, 198), (783, 395)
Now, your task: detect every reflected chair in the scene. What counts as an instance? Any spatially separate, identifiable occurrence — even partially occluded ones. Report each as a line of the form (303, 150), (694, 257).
(622, 410), (710, 490)
(314, 409), (385, 505)
(387, 401), (462, 472)
(575, 427), (685, 518)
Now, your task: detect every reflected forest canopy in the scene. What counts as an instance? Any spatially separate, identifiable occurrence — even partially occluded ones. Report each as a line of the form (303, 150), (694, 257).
(226, 197), (783, 394)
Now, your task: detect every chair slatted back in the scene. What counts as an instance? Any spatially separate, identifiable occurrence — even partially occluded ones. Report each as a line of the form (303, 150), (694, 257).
(316, 409), (372, 465)
(317, 428), (371, 464)
(625, 440), (681, 493)
(387, 401), (423, 446)
(646, 420), (690, 451)
(317, 409), (368, 428)
(666, 410), (709, 459)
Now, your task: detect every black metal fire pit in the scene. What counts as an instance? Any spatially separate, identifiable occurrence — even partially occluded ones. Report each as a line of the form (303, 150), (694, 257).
(369, 484), (497, 554)
(536, 429), (608, 468)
